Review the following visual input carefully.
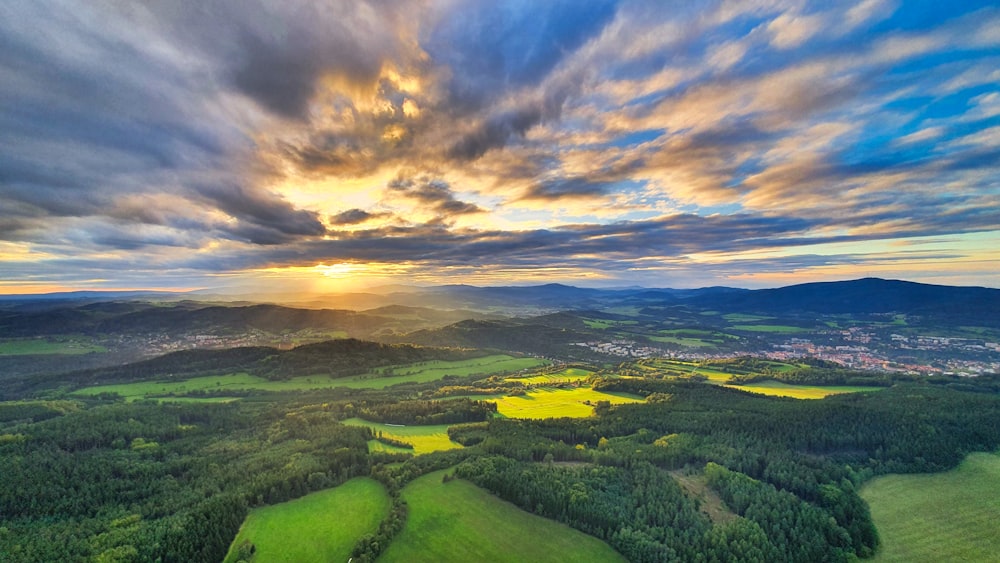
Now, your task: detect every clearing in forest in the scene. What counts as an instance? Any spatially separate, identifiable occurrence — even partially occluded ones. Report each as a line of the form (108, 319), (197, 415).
(379, 470), (626, 563)
(222, 477), (389, 563)
(493, 386), (643, 419)
(505, 367), (594, 385)
(861, 451), (1000, 562)
(723, 380), (882, 399)
(340, 417), (462, 454)
(73, 355), (547, 400)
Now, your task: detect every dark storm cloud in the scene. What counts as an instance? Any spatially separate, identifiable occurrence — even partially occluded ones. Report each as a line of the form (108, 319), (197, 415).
(448, 107), (543, 161)
(193, 183), (327, 244)
(178, 213), (824, 272)
(387, 175), (484, 216)
(330, 209), (388, 225)
(0, 1), (403, 253)
(146, 0), (412, 121)
(521, 177), (619, 201)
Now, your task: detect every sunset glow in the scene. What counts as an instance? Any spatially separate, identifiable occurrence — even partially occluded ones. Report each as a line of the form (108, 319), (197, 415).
(1, 1), (998, 293)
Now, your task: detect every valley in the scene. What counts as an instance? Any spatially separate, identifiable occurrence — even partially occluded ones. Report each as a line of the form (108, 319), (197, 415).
(1, 278), (999, 562)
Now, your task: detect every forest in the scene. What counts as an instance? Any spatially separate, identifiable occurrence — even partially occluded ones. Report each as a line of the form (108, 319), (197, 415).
(3, 358), (1000, 561)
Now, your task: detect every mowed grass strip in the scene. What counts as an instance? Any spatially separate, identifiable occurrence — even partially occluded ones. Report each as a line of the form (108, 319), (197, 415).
(722, 380), (882, 399)
(222, 477), (389, 563)
(73, 356), (547, 400)
(0, 338), (106, 355)
(493, 386), (643, 419)
(861, 452), (1000, 562)
(729, 324), (806, 333)
(379, 470), (626, 563)
(341, 418), (462, 455)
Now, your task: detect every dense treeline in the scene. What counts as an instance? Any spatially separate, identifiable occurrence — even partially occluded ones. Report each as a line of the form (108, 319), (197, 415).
(456, 457), (723, 562)
(0, 302), (391, 338)
(394, 319), (594, 359)
(5, 339), (489, 398)
(704, 463), (855, 560)
(350, 398), (497, 425)
(0, 401), (372, 562)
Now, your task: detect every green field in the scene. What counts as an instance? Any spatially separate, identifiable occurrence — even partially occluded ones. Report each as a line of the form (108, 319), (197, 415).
(341, 418), (462, 455)
(723, 380), (882, 399)
(583, 319), (638, 329)
(861, 452), (1000, 562)
(73, 355), (548, 400)
(506, 367), (594, 385)
(650, 329), (738, 348)
(0, 338), (106, 356)
(729, 324), (806, 333)
(379, 470), (625, 563)
(493, 386), (643, 419)
(722, 313), (773, 322)
(222, 477), (389, 563)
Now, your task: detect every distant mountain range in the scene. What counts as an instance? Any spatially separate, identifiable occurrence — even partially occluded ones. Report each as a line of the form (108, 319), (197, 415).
(2, 278), (997, 334)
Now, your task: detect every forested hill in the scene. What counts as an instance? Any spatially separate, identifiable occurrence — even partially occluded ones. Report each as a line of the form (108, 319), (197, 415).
(0, 302), (394, 338)
(684, 278), (1000, 322)
(384, 278), (1000, 322)
(8, 339), (490, 396)
(391, 319), (590, 358)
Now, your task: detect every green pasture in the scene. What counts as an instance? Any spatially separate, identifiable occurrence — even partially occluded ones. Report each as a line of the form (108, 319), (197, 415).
(222, 477), (389, 563)
(493, 386), (643, 419)
(723, 380), (882, 399)
(73, 355), (547, 400)
(722, 313), (773, 322)
(861, 452), (1000, 562)
(379, 470), (625, 563)
(583, 319), (638, 329)
(341, 418), (462, 455)
(0, 338), (106, 356)
(729, 324), (807, 333)
(647, 335), (718, 348)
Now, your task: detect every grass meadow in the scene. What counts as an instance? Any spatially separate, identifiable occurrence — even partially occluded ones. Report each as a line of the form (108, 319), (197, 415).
(222, 477), (389, 563)
(0, 338), (106, 356)
(861, 452), (1000, 562)
(73, 355), (546, 400)
(728, 324), (807, 333)
(379, 470), (626, 563)
(340, 417), (462, 454)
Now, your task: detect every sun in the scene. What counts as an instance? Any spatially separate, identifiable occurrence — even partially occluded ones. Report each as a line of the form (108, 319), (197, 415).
(316, 263), (357, 278)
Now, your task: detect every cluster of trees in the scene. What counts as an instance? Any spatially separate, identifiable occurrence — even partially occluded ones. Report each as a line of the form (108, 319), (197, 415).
(456, 457), (721, 561)
(0, 401), (372, 562)
(350, 398), (497, 425)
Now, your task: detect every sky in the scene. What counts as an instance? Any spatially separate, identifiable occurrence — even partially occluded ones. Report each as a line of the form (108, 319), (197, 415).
(1, 0), (998, 294)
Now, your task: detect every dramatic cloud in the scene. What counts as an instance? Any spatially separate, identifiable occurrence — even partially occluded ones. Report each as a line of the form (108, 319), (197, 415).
(1, 0), (998, 292)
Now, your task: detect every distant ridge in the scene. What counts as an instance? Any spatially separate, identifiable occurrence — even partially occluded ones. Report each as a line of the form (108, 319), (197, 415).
(2, 279), (997, 323)
(0, 290), (186, 301)
(686, 277), (1000, 321)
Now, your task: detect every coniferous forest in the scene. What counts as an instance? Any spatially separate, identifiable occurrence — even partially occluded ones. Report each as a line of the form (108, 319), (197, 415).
(4, 367), (1000, 561)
